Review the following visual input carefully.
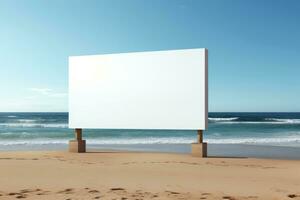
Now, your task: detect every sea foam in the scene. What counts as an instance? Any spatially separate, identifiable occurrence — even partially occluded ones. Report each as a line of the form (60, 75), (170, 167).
(0, 136), (299, 146)
(0, 123), (68, 128)
(208, 117), (239, 122)
(265, 118), (300, 124)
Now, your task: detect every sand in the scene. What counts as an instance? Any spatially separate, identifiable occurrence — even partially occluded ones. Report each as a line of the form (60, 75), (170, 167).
(0, 151), (299, 200)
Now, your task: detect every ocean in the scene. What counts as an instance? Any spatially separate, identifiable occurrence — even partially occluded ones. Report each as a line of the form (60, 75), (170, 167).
(0, 112), (300, 158)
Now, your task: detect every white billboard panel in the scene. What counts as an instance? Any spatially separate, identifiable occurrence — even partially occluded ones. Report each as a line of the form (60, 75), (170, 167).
(69, 48), (208, 130)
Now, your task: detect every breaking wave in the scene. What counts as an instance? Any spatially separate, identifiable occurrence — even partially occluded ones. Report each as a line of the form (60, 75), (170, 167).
(217, 120), (300, 125)
(0, 123), (68, 128)
(0, 136), (299, 146)
(210, 117), (300, 124)
(264, 118), (300, 124)
(208, 117), (239, 122)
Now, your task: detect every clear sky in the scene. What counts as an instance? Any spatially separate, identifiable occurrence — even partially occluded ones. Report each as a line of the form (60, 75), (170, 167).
(0, 0), (299, 112)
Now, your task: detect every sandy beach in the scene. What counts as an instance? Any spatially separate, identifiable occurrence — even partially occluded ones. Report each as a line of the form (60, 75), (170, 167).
(0, 151), (299, 200)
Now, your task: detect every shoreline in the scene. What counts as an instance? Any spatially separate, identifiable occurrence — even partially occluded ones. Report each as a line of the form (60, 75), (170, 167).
(1, 143), (300, 160)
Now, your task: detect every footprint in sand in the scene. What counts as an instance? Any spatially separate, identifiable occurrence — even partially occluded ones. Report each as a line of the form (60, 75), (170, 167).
(288, 194), (300, 198)
(223, 196), (237, 200)
(19, 189), (31, 194)
(16, 194), (27, 199)
(19, 189), (40, 194)
(88, 189), (100, 194)
(8, 192), (21, 196)
(165, 190), (180, 195)
(200, 193), (211, 199)
(110, 188), (125, 191)
(36, 192), (46, 196)
(57, 188), (74, 194)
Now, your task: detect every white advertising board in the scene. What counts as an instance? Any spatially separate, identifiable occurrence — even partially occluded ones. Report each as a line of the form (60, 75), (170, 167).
(69, 48), (208, 130)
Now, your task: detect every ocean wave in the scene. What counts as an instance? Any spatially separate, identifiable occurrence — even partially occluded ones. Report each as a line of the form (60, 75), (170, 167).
(17, 119), (37, 123)
(0, 136), (299, 146)
(264, 118), (300, 124)
(89, 137), (195, 144)
(206, 137), (300, 145)
(0, 123), (68, 128)
(0, 137), (195, 145)
(209, 117), (300, 124)
(0, 132), (31, 136)
(217, 120), (300, 125)
(0, 132), (43, 139)
(0, 140), (68, 146)
(7, 115), (16, 118)
(208, 117), (239, 122)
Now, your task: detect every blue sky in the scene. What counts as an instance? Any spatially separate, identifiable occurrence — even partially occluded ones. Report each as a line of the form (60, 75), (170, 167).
(0, 0), (299, 112)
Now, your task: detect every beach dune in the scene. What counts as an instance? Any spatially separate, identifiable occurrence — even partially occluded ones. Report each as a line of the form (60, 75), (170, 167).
(0, 151), (299, 200)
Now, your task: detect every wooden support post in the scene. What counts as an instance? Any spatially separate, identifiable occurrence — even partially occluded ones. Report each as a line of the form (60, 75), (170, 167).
(69, 128), (86, 153)
(197, 130), (203, 143)
(191, 130), (207, 157)
(75, 128), (82, 140)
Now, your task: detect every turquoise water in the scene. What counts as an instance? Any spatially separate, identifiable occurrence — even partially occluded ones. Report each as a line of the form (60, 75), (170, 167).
(0, 112), (299, 150)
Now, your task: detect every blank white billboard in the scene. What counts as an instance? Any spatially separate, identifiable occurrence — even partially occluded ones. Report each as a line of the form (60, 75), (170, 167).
(69, 48), (208, 130)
